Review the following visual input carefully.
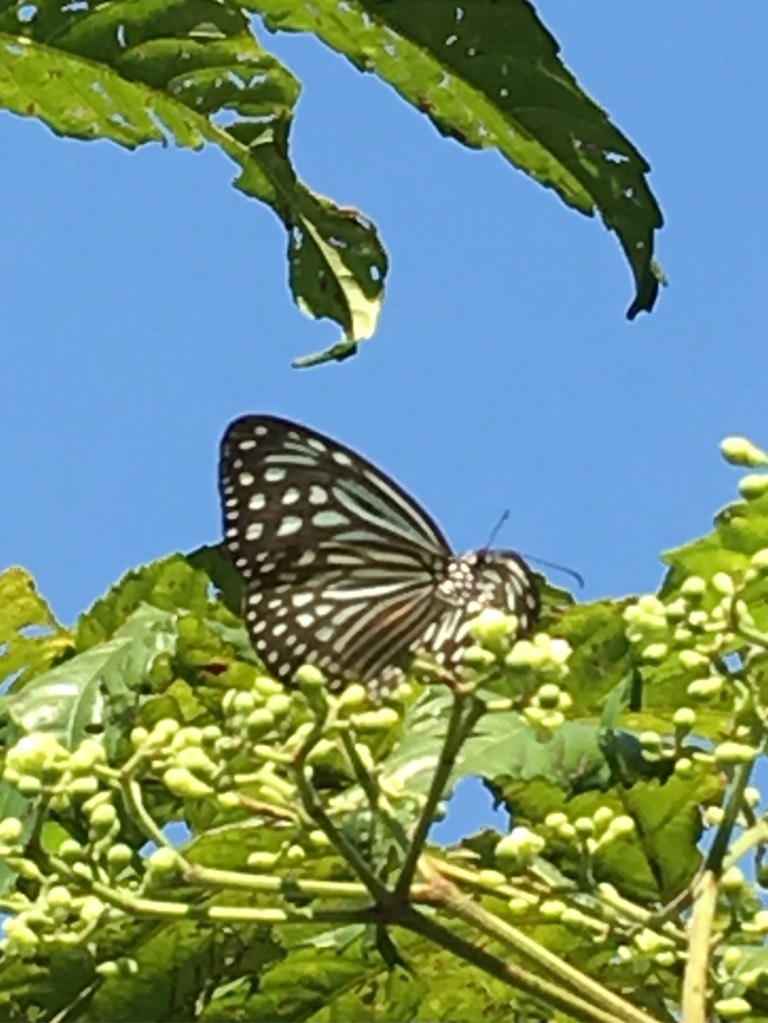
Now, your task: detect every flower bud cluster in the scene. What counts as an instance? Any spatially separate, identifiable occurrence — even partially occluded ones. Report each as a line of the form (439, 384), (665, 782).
(1, 882), (110, 957)
(522, 682), (572, 732)
(494, 826), (545, 867)
(543, 807), (634, 857)
(2, 734), (109, 811)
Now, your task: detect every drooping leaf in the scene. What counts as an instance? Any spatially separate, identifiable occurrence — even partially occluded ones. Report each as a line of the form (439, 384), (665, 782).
(0, 0), (386, 359)
(253, 0), (663, 317)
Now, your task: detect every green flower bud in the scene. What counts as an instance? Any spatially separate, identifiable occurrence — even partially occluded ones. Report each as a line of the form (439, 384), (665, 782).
(232, 691), (256, 714)
(285, 844), (306, 865)
(265, 694), (292, 719)
(6, 733), (66, 775)
(69, 739), (107, 774)
(664, 598), (688, 621)
(253, 675), (284, 697)
(495, 827), (545, 862)
(687, 677), (724, 700)
(349, 708), (400, 732)
(146, 847), (181, 875)
(294, 664), (326, 688)
(507, 897), (530, 916)
(0, 818), (23, 844)
(46, 886), (72, 910)
(750, 549), (768, 571)
(477, 869), (506, 888)
(163, 767), (214, 799)
(592, 806), (614, 830)
(175, 747), (218, 778)
(723, 946), (743, 969)
(739, 474), (768, 500)
(715, 742), (758, 765)
(681, 576), (707, 597)
(540, 899), (566, 919)
(712, 572), (735, 595)
(574, 817), (595, 837)
(641, 643), (669, 663)
(713, 997), (752, 1019)
(4, 918), (39, 949)
(604, 816), (635, 841)
(16, 775), (42, 796)
(130, 727), (149, 747)
(462, 645), (496, 669)
(544, 812), (569, 830)
(721, 866), (745, 892)
(245, 708), (276, 739)
(246, 851), (280, 870)
(170, 727), (204, 751)
(536, 684), (562, 709)
(89, 803), (117, 832)
(468, 608), (514, 646)
(679, 650), (710, 670)
(673, 707), (697, 730)
(308, 830), (331, 849)
(106, 844), (133, 869)
(58, 840), (83, 861)
(506, 640), (544, 669)
(96, 961), (120, 978)
(720, 436), (768, 468)
(80, 895), (106, 923)
(68, 776), (99, 797)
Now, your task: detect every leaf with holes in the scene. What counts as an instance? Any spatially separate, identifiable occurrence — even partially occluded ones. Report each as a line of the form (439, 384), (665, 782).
(0, 0), (386, 360)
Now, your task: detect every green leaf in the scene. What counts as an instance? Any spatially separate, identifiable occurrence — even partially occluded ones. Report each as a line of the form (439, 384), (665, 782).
(0, 565), (72, 692)
(253, 0), (663, 317)
(0, 0), (386, 358)
(661, 492), (768, 617)
(7, 604), (178, 752)
(76, 555), (214, 648)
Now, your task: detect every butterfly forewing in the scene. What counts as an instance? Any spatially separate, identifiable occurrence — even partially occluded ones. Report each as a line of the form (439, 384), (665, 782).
(219, 415), (540, 694)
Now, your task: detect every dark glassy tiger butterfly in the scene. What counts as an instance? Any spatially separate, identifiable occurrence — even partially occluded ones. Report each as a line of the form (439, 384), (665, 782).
(220, 416), (539, 697)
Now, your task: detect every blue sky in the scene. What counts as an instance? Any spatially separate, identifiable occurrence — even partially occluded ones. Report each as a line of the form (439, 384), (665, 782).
(1, 4), (766, 833)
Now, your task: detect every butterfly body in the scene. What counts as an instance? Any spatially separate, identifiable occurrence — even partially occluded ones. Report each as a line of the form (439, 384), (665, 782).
(220, 415), (539, 697)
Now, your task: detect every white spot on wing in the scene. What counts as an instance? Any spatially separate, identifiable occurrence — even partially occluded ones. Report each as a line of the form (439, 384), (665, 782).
(309, 485), (328, 505)
(249, 493), (266, 511)
(239, 472), (255, 486)
(277, 516), (302, 537)
(282, 487), (301, 505)
(265, 467), (286, 483)
(246, 522), (264, 541)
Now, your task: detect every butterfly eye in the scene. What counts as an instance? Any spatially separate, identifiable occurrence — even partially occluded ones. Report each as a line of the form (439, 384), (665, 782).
(220, 415), (539, 697)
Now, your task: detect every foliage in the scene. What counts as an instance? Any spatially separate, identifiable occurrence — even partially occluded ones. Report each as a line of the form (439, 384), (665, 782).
(0, 0), (662, 365)
(3, 439), (768, 1021)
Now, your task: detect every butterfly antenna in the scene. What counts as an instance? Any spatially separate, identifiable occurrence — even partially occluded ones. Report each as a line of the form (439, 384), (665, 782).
(520, 554), (585, 590)
(484, 509), (510, 551)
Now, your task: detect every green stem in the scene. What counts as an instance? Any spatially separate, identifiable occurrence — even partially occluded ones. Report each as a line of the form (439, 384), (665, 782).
(292, 710), (391, 902)
(398, 903), (651, 1023)
(340, 730), (409, 851)
(394, 692), (481, 899)
(417, 866), (661, 1023)
(121, 777), (173, 850)
(183, 863), (372, 900)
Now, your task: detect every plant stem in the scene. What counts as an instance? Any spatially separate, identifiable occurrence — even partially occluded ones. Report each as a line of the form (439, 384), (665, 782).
(681, 760), (753, 1023)
(398, 902), (649, 1023)
(416, 862), (662, 1023)
(394, 691), (481, 899)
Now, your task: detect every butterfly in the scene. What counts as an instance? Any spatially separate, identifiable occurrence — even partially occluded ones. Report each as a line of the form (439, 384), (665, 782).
(219, 415), (539, 697)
